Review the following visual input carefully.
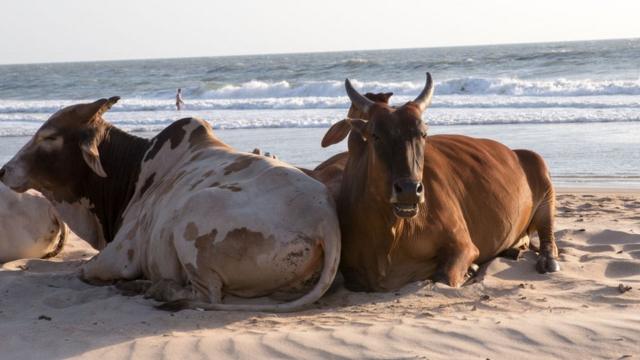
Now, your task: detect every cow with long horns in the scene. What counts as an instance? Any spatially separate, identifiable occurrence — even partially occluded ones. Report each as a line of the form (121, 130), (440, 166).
(320, 73), (560, 291)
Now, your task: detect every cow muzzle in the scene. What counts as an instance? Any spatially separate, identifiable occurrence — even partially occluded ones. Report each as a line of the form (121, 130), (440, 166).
(0, 164), (30, 193)
(390, 178), (424, 218)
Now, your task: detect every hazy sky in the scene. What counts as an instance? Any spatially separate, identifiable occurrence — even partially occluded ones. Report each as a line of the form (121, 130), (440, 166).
(1, 0), (639, 64)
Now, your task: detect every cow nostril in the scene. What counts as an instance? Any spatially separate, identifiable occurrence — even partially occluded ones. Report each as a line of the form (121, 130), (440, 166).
(393, 183), (403, 193)
(416, 183), (423, 194)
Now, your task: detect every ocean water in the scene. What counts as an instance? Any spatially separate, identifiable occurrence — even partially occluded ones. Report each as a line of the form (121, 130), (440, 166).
(0, 39), (639, 187)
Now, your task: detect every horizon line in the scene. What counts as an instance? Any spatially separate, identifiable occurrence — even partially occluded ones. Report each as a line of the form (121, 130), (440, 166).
(1, 36), (638, 67)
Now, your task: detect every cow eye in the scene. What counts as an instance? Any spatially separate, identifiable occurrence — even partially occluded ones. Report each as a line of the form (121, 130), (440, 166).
(371, 133), (381, 142)
(43, 135), (58, 141)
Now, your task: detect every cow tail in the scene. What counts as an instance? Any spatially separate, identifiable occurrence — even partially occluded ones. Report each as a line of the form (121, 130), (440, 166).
(42, 213), (69, 259)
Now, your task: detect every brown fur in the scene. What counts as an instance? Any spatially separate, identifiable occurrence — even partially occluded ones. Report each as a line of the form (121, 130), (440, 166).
(318, 82), (559, 292)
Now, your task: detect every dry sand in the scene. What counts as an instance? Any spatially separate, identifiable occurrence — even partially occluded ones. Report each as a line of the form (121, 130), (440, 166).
(1, 189), (639, 359)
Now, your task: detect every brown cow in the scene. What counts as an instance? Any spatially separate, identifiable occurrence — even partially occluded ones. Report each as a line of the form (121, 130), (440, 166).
(320, 73), (560, 292)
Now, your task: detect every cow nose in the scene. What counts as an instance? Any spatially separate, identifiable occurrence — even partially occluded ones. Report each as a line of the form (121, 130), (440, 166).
(392, 179), (424, 203)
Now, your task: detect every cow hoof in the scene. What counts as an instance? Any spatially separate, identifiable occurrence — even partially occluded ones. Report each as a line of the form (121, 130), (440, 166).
(467, 263), (480, 276)
(462, 264), (480, 285)
(536, 256), (560, 274)
(433, 271), (467, 287)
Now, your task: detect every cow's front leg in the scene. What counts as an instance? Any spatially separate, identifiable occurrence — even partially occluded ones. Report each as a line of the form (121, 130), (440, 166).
(433, 230), (480, 288)
(79, 239), (141, 284)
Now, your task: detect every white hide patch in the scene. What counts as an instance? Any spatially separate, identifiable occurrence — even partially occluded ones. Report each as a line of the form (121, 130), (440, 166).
(0, 184), (63, 262)
(75, 119), (341, 308)
(52, 197), (106, 250)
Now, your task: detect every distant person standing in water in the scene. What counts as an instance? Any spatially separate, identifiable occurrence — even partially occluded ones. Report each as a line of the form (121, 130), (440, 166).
(176, 88), (185, 110)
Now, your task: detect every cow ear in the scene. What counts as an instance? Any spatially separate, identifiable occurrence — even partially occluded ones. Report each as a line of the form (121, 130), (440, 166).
(80, 137), (107, 178)
(323, 118), (369, 144)
(321, 119), (352, 148)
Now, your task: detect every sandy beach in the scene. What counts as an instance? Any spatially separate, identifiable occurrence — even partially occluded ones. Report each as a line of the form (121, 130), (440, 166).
(0, 188), (638, 359)
(1, 1), (639, 358)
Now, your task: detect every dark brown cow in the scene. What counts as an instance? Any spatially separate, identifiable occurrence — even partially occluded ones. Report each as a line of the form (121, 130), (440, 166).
(320, 73), (560, 291)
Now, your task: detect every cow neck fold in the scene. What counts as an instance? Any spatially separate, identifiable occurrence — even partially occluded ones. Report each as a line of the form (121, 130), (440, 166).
(82, 126), (150, 244)
(340, 148), (399, 282)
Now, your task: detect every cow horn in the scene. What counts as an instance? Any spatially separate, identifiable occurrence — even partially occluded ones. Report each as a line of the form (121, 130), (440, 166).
(413, 72), (435, 113)
(345, 79), (375, 114)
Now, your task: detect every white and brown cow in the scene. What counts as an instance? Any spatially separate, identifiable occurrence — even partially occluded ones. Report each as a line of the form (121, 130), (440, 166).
(0, 97), (340, 312)
(0, 184), (68, 263)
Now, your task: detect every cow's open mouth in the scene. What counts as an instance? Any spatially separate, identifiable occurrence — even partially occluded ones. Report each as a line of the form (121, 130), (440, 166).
(392, 203), (418, 218)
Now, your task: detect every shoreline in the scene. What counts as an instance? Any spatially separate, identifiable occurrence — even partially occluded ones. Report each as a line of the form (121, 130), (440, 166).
(1, 123), (639, 190)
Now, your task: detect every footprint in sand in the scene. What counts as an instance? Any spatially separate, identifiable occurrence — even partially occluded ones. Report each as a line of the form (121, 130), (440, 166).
(577, 203), (594, 212)
(42, 286), (118, 309)
(573, 244), (617, 253)
(2, 258), (84, 273)
(623, 244), (640, 251)
(587, 230), (640, 245)
(604, 260), (640, 278)
(623, 200), (640, 209)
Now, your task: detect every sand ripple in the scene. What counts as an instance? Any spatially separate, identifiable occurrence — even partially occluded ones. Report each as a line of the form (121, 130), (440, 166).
(1, 191), (639, 359)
